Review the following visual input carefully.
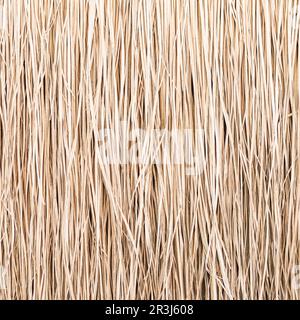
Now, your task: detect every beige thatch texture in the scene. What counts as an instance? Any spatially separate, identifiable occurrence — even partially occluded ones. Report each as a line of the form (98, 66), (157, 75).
(0, 0), (300, 300)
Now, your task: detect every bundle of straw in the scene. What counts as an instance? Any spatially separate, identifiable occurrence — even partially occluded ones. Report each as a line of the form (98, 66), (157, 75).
(0, 0), (299, 300)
